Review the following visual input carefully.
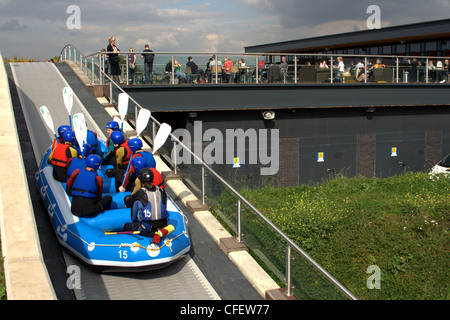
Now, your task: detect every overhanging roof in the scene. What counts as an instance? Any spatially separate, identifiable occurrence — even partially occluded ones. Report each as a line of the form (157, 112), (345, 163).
(245, 19), (450, 53)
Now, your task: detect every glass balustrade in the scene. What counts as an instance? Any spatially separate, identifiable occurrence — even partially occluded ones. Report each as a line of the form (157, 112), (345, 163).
(60, 45), (450, 86)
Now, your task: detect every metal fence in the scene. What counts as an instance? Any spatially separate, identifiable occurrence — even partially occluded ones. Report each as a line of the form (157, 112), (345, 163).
(59, 44), (361, 300)
(60, 44), (450, 86)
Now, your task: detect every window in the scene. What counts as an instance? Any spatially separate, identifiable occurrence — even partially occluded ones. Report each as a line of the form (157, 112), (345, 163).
(383, 46), (392, 54)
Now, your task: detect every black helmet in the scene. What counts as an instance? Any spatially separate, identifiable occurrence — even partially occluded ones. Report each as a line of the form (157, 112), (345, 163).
(138, 168), (154, 183)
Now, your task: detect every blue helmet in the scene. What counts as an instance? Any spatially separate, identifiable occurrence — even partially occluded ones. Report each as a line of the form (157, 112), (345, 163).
(128, 138), (143, 153)
(77, 143), (92, 157)
(58, 125), (71, 138)
(63, 131), (77, 145)
(106, 121), (120, 131)
(86, 154), (102, 171)
(111, 131), (125, 144)
(131, 157), (146, 173)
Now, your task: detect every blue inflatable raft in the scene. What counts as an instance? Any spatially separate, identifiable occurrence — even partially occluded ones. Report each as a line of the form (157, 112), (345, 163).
(35, 142), (191, 272)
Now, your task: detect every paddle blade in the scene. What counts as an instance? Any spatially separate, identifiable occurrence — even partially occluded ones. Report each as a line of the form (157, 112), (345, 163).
(39, 106), (56, 135)
(136, 108), (151, 137)
(118, 93), (129, 121)
(62, 87), (74, 114)
(113, 116), (122, 130)
(72, 113), (87, 151)
(152, 123), (172, 153)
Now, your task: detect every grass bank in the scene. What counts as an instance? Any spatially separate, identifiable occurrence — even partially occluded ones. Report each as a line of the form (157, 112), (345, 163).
(235, 172), (449, 300)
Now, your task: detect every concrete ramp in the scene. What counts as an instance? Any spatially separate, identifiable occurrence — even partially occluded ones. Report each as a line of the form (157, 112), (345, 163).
(8, 62), (222, 300)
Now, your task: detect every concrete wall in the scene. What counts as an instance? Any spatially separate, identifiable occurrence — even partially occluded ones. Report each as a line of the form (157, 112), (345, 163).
(0, 54), (56, 299)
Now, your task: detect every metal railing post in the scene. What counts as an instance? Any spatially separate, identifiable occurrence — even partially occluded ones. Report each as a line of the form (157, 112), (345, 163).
(173, 141), (178, 174)
(285, 245), (292, 296)
(364, 57), (368, 83)
(152, 122), (156, 145)
(91, 56), (94, 84)
(214, 53), (218, 84)
(255, 56), (259, 84)
(237, 199), (242, 243)
(171, 54), (175, 85)
(426, 58), (429, 83)
(294, 56), (297, 83)
(126, 53), (129, 86)
(396, 57), (399, 83)
(330, 55), (334, 83)
(201, 166), (206, 205)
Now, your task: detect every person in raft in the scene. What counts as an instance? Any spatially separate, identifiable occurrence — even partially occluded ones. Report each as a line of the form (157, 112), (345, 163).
(102, 120), (121, 164)
(116, 156), (147, 193)
(51, 125), (71, 150)
(48, 130), (78, 182)
(123, 168), (173, 243)
(66, 143), (92, 181)
(66, 154), (112, 217)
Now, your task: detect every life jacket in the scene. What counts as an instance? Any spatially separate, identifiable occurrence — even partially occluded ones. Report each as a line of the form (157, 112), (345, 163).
(105, 137), (113, 151)
(115, 141), (132, 165)
(150, 168), (165, 189)
(51, 137), (63, 150)
(70, 169), (99, 199)
(66, 158), (85, 180)
(50, 144), (72, 168)
(132, 187), (168, 223)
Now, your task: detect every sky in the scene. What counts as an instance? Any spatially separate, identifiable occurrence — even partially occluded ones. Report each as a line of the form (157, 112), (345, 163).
(0, 0), (449, 61)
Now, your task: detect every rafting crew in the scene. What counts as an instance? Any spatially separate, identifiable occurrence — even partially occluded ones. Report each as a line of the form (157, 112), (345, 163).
(66, 154), (112, 217)
(123, 168), (173, 243)
(48, 130), (78, 182)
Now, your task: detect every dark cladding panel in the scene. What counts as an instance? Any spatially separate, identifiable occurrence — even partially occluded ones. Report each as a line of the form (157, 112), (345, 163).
(278, 137), (299, 187)
(357, 134), (376, 177)
(375, 132), (425, 177)
(425, 131), (442, 170)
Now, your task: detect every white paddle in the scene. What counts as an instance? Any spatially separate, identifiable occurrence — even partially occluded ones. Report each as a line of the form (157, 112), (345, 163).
(113, 116), (122, 131)
(120, 108), (151, 188)
(152, 123), (172, 154)
(118, 93), (129, 132)
(136, 109), (151, 138)
(63, 87), (74, 129)
(72, 113), (87, 165)
(39, 106), (59, 142)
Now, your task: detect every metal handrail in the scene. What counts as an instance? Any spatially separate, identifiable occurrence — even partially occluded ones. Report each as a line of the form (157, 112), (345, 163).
(59, 44), (363, 299)
(60, 44), (450, 86)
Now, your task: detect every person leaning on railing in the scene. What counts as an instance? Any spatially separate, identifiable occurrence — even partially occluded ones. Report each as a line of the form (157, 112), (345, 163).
(141, 44), (155, 84)
(107, 36), (123, 84)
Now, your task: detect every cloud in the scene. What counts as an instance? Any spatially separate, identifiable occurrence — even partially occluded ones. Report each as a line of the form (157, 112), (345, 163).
(233, 0), (450, 31)
(0, 19), (28, 31)
(1, 0), (450, 61)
